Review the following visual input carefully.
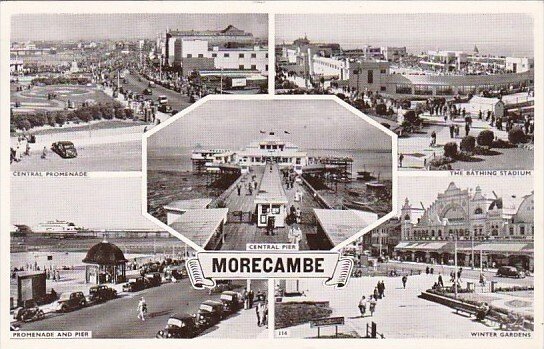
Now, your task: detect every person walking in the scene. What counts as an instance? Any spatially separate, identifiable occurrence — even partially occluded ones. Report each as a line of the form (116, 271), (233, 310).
(465, 122), (470, 136)
(380, 280), (385, 298)
(438, 273), (444, 287)
(358, 296), (368, 317)
(248, 289), (255, 308)
(399, 153), (404, 167)
(137, 297), (147, 321)
(255, 302), (261, 326)
(373, 287), (379, 301)
(236, 184), (241, 196)
(402, 275), (408, 289)
(449, 124), (455, 138)
(369, 296), (377, 316)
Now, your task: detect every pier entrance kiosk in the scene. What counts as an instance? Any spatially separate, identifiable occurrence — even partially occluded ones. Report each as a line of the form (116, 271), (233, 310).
(255, 164), (288, 228)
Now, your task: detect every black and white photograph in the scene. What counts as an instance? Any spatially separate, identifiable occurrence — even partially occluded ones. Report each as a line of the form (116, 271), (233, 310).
(146, 98), (394, 251)
(10, 13), (268, 171)
(275, 13), (534, 171)
(9, 176), (268, 338)
(274, 175), (534, 338)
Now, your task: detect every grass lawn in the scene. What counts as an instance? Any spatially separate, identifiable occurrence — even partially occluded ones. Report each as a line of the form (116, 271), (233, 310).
(275, 301), (332, 329)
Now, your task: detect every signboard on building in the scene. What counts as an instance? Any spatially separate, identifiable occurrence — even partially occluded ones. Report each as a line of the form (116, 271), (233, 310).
(231, 77), (247, 88)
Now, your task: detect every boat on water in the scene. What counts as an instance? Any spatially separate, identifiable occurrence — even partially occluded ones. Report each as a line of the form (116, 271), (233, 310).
(356, 170), (376, 181)
(344, 200), (376, 212)
(366, 181), (386, 190)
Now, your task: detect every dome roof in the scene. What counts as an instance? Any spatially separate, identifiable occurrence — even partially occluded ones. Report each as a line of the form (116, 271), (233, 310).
(83, 241), (127, 265)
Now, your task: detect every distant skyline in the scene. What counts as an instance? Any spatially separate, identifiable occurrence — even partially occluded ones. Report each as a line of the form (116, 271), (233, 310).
(11, 177), (159, 230)
(276, 13), (534, 57)
(11, 13), (268, 41)
(147, 99), (392, 152)
(397, 176), (534, 214)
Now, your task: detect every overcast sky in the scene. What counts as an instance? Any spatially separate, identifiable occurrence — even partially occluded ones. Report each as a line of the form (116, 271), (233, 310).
(276, 13), (534, 57)
(11, 13), (268, 41)
(397, 175), (534, 214)
(11, 177), (158, 230)
(147, 99), (392, 152)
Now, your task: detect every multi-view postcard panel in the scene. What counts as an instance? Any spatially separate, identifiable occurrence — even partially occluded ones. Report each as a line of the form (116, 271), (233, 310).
(274, 175), (534, 338)
(146, 99), (394, 251)
(10, 13), (269, 172)
(5, 5), (540, 344)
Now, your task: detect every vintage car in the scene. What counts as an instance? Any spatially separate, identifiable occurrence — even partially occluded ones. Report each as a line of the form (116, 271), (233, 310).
(51, 141), (77, 159)
(55, 292), (87, 312)
(14, 300), (45, 322)
(144, 272), (162, 287)
(157, 95), (168, 105)
(122, 276), (148, 292)
(197, 300), (224, 327)
(89, 285), (117, 302)
(143, 88), (153, 95)
(158, 104), (173, 113)
(220, 291), (244, 314)
(156, 313), (199, 338)
(497, 266), (526, 278)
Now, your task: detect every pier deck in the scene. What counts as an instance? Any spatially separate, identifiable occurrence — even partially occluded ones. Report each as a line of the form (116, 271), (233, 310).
(220, 165), (326, 250)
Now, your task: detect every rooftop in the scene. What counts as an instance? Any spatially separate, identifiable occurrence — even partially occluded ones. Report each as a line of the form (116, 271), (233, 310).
(313, 209), (379, 246)
(169, 208), (228, 248)
(163, 198), (213, 213)
(254, 165), (288, 205)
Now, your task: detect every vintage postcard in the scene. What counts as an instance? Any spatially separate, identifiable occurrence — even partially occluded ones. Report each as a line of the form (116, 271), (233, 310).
(1, 2), (542, 349)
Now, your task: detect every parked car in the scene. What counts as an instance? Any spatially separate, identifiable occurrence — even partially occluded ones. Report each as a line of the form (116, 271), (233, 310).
(122, 277), (147, 292)
(56, 292), (87, 312)
(497, 266), (525, 278)
(157, 95), (168, 105)
(156, 313), (199, 338)
(143, 88), (152, 95)
(89, 285), (117, 302)
(144, 272), (162, 287)
(220, 291), (243, 314)
(158, 104), (172, 113)
(197, 300), (224, 327)
(14, 300), (45, 322)
(51, 141), (77, 159)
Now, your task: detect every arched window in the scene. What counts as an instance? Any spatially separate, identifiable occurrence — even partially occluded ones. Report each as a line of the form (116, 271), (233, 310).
(474, 207), (483, 214)
(404, 214), (410, 221)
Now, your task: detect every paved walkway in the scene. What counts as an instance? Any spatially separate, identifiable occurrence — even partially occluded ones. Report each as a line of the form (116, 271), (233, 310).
(221, 166), (322, 250)
(399, 113), (510, 170)
(277, 274), (506, 338)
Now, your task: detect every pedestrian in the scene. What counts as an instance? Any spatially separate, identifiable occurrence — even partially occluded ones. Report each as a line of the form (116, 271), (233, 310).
(358, 296), (367, 317)
(369, 296), (377, 316)
(41, 146), (47, 159)
(137, 297), (147, 321)
(449, 124), (455, 138)
(426, 266), (430, 275)
(255, 302), (261, 326)
(380, 280), (386, 298)
(373, 287), (379, 301)
(248, 289), (255, 308)
(243, 288), (249, 309)
(465, 122), (470, 136)
(402, 275), (408, 289)
(399, 153), (404, 167)
(430, 131), (437, 147)
(237, 184), (241, 196)
(438, 273), (444, 288)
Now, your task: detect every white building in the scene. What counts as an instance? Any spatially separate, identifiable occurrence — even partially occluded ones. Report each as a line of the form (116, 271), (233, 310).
(310, 55), (350, 80)
(173, 39), (268, 75)
(236, 134), (308, 174)
(505, 57), (534, 73)
(381, 46), (407, 62)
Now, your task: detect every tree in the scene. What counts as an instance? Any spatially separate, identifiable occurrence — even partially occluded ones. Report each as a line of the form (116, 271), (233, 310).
(508, 126), (526, 144)
(55, 112), (67, 126)
(460, 136), (476, 153)
(477, 130), (495, 147)
(444, 142), (458, 158)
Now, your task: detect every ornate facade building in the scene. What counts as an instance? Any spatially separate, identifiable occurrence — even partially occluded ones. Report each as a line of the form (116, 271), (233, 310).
(395, 182), (534, 271)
